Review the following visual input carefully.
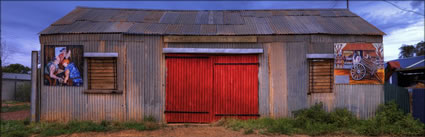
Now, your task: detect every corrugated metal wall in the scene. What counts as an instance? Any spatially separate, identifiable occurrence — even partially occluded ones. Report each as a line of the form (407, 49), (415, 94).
(309, 93), (335, 112)
(286, 42), (309, 116)
(334, 85), (384, 119)
(40, 35), (128, 122)
(258, 44), (270, 116)
(267, 42), (288, 117)
(384, 83), (410, 113)
(84, 40), (127, 121)
(39, 34), (163, 122)
(126, 36), (164, 121)
(39, 34), (384, 122)
(306, 35), (384, 119)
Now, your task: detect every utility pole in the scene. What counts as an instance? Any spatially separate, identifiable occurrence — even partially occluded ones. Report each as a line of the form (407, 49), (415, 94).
(347, 0), (349, 10)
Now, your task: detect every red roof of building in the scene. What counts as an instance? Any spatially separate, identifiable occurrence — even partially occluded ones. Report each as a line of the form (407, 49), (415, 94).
(385, 61), (401, 81)
(387, 61), (401, 69)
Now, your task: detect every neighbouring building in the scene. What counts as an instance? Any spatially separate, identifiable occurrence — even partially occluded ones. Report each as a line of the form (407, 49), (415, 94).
(33, 7), (386, 123)
(385, 55), (425, 88)
(385, 56), (425, 123)
(2, 73), (31, 101)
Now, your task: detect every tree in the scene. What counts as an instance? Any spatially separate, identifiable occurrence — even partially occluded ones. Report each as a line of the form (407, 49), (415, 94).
(415, 41), (424, 56)
(2, 63), (31, 74)
(399, 44), (416, 58)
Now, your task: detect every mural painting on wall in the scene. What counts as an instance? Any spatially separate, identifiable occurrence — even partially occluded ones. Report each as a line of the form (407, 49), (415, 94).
(44, 45), (83, 86)
(334, 43), (384, 84)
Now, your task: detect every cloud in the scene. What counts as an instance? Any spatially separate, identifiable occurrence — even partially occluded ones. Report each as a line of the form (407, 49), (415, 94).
(383, 19), (424, 61)
(351, 1), (423, 33)
(410, 1), (424, 11)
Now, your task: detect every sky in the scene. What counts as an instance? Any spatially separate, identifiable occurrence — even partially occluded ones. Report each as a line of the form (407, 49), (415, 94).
(1, 1), (424, 67)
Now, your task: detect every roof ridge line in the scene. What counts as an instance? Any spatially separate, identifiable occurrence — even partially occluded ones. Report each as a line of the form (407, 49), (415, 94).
(75, 6), (349, 11)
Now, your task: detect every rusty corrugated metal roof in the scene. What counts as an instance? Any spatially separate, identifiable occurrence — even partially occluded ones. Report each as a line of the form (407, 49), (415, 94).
(40, 7), (385, 35)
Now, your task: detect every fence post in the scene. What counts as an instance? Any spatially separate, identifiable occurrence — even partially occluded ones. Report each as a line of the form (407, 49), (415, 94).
(30, 51), (38, 122)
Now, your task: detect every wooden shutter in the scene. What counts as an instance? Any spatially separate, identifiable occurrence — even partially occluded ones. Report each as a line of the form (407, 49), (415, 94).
(309, 59), (334, 93)
(87, 57), (117, 90)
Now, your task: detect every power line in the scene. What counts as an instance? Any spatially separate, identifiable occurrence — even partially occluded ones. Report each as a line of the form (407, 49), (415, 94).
(383, 0), (424, 16)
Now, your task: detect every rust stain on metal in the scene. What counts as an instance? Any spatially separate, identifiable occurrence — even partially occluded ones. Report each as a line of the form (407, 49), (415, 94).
(266, 43), (274, 117)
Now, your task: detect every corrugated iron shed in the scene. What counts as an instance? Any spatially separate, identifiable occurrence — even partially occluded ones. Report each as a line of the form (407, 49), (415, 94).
(40, 7), (385, 35)
(2, 73), (31, 80)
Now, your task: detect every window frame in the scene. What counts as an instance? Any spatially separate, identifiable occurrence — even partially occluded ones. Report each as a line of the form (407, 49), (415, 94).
(83, 52), (121, 94)
(308, 59), (334, 94)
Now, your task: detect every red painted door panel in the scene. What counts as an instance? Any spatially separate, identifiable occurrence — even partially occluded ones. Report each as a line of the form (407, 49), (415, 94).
(165, 54), (259, 123)
(213, 55), (259, 120)
(165, 54), (213, 123)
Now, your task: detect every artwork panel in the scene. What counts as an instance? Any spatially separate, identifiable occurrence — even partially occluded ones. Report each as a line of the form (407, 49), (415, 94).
(44, 45), (84, 86)
(334, 43), (384, 85)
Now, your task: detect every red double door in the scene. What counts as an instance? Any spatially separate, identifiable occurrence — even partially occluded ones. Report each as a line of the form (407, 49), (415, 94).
(165, 54), (259, 123)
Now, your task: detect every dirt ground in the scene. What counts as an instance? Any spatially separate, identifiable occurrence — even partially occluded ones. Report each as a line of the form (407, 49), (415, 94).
(0, 110), (391, 137)
(0, 102), (391, 137)
(0, 110), (30, 120)
(58, 126), (307, 137)
(55, 126), (390, 137)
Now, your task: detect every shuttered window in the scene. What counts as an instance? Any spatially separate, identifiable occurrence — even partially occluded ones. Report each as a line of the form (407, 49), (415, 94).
(87, 57), (117, 90)
(309, 59), (334, 93)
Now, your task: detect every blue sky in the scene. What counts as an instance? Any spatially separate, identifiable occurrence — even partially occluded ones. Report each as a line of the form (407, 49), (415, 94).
(1, 1), (424, 67)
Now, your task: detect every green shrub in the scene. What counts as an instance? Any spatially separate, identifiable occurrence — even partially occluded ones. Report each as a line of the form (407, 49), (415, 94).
(122, 119), (159, 131)
(143, 115), (156, 122)
(391, 113), (425, 136)
(66, 121), (108, 133)
(355, 101), (425, 136)
(353, 119), (378, 136)
(223, 101), (425, 136)
(329, 108), (357, 128)
(122, 122), (147, 131)
(303, 122), (335, 136)
(0, 120), (161, 137)
(224, 119), (248, 131)
(224, 117), (276, 131)
(375, 101), (405, 125)
(266, 118), (295, 135)
(292, 103), (330, 128)
(0, 120), (31, 137)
